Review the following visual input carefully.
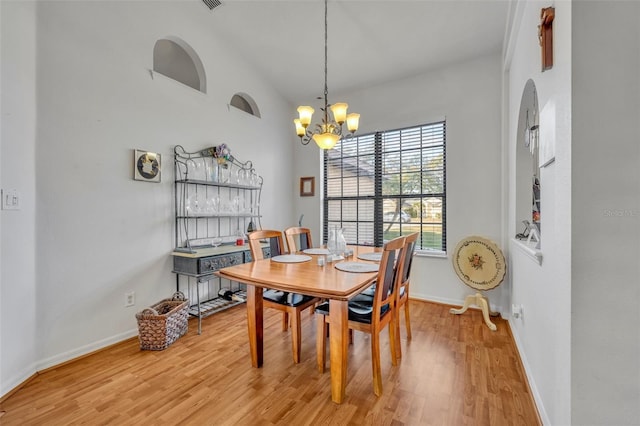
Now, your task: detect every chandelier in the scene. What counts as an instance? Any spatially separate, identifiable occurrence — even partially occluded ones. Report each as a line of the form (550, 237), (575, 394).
(293, 0), (360, 150)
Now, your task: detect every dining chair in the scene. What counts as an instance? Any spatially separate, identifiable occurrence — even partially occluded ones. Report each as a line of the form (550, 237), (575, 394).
(315, 235), (407, 396)
(283, 226), (313, 253)
(394, 232), (419, 359)
(284, 226), (319, 315)
(247, 230), (320, 363)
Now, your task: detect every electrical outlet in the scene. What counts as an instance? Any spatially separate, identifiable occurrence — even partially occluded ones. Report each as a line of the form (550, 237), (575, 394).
(512, 303), (523, 319)
(125, 291), (135, 307)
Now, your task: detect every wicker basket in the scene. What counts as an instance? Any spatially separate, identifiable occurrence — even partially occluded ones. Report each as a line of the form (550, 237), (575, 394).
(136, 292), (189, 350)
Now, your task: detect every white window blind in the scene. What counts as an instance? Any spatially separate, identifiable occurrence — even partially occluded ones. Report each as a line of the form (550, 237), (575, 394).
(324, 121), (446, 252)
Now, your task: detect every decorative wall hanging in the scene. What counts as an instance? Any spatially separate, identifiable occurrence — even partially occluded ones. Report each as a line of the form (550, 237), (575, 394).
(134, 150), (161, 182)
(538, 7), (555, 71)
(300, 177), (315, 197)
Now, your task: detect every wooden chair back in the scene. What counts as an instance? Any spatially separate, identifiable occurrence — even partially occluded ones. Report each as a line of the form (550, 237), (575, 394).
(372, 236), (407, 325)
(399, 232), (419, 293)
(394, 232), (419, 357)
(283, 227), (313, 254)
(248, 230), (285, 261)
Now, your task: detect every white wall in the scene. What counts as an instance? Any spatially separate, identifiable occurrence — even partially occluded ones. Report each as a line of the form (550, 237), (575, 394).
(572, 1), (640, 424)
(0, 0), (39, 396)
(504, 1), (572, 424)
(1, 0), (295, 396)
(294, 54), (506, 311)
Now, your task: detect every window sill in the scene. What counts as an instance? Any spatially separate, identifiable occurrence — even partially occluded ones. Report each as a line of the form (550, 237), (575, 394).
(415, 249), (447, 259)
(511, 238), (542, 264)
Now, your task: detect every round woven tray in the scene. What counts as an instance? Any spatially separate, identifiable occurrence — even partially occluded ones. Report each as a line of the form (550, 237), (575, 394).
(452, 236), (506, 291)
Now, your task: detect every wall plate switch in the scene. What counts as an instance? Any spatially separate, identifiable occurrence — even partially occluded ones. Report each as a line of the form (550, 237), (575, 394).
(1, 189), (21, 210)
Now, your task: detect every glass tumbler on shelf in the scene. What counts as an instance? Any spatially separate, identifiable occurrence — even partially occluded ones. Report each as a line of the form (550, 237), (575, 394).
(209, 160), (219, 183)
(249, 171), (258, 187)
(236, 168), (248, 185)
(218, 163), (230, 183)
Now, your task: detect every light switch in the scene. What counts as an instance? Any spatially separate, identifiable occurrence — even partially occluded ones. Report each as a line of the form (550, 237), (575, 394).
(2, 189), (21, 210)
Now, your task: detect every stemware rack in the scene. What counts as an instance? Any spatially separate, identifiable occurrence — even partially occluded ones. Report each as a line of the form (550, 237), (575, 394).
(173, 144), (263, 252)
(172, 145), (265, 333)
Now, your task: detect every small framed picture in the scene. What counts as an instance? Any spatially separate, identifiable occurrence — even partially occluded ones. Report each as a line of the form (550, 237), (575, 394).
(134, 150), (161, 182)
(300, 176), (315, 197)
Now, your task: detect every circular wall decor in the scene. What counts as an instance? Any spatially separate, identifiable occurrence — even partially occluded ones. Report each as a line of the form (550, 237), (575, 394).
(133, 149), (161, 182)
(452, 236), (506, 291)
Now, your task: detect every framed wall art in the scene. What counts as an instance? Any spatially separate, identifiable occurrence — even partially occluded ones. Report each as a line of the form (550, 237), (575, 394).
(134, 149), (161, 182)
(300, 176), (315, 197)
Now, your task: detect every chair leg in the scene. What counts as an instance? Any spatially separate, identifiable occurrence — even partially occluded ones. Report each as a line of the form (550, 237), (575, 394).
(316, 315), (327, 373)
(404, 301), (412, 340)
(291, 310), (302, 363)
(281, 312), (289, 332)
(394, 311), (402, 360)
(389, 316), (398, 367)
(370, 330), (383, 396)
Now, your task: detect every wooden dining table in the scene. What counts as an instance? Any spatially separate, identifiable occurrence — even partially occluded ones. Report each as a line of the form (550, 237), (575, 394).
(216, 245), (380, 404)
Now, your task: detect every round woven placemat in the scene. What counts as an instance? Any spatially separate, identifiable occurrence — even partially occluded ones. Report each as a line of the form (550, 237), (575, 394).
(452, 236), (506, 291)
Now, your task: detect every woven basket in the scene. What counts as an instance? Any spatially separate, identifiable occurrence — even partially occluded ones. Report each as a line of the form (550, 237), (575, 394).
(136, 292), (189, 350)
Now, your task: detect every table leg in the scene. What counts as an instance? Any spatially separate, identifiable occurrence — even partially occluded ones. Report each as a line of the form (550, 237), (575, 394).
(246, 285), (264, 367)
(329, 299), (348, 404)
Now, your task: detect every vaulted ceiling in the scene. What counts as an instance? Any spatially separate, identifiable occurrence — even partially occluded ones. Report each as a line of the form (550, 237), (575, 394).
(207, 0), (510, 104)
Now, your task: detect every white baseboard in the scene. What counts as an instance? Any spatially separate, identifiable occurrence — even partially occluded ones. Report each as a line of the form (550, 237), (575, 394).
(410, 292), (506, 316)
(507, 318), (549, 425)
(36, 328), (139, 371)
(1, 361), (38, 398)
(1, 329), (138, 399)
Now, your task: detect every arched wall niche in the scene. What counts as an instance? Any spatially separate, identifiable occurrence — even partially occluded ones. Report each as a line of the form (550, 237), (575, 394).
(515, 79), (541, 244)
(230, 93), (261, 118)
(153, 36), (206, 93)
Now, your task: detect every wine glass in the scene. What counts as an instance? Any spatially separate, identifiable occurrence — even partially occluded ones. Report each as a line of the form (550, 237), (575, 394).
(212, 237), (222, 248)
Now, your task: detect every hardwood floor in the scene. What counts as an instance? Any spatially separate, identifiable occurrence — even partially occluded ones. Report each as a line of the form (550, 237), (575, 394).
(0, 300), (540, 425)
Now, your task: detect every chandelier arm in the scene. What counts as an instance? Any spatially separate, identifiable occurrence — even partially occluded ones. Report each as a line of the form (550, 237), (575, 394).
(300, 136), (311, 145)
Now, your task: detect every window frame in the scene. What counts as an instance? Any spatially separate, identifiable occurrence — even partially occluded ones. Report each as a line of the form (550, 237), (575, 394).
(323, 121), (447, 255)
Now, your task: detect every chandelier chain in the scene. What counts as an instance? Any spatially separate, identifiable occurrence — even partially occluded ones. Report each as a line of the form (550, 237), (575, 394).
(323, 0), (329, 122)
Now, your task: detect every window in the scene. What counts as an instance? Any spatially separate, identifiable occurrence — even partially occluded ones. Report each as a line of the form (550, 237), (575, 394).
(324, 121), (446, 253)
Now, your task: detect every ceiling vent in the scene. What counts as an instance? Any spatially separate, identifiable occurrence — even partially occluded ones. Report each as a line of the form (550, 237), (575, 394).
(202, 0), (222, 11)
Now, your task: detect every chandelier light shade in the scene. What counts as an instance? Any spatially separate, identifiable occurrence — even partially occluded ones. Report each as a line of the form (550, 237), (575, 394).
(294, 0), (360, 150)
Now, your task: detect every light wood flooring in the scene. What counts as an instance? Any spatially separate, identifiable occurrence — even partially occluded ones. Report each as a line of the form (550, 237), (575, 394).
(0, 300), (540, 425)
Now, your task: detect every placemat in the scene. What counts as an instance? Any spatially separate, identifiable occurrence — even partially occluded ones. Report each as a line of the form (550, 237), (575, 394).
(303, 248), (331, 255)
(334, 261), (379, 273)
(271, 254), (312, 263)
(357, 252), (382, 262)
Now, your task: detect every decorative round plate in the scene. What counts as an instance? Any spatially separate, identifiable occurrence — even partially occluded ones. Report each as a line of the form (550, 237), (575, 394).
(452, 236), (506, 291)
(334, 262), (379, 273)
(303, 248), (331, 255)
(357, 252), (382, 262)
(270, 254), (312, 263)
(136, 152), (159, 179)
